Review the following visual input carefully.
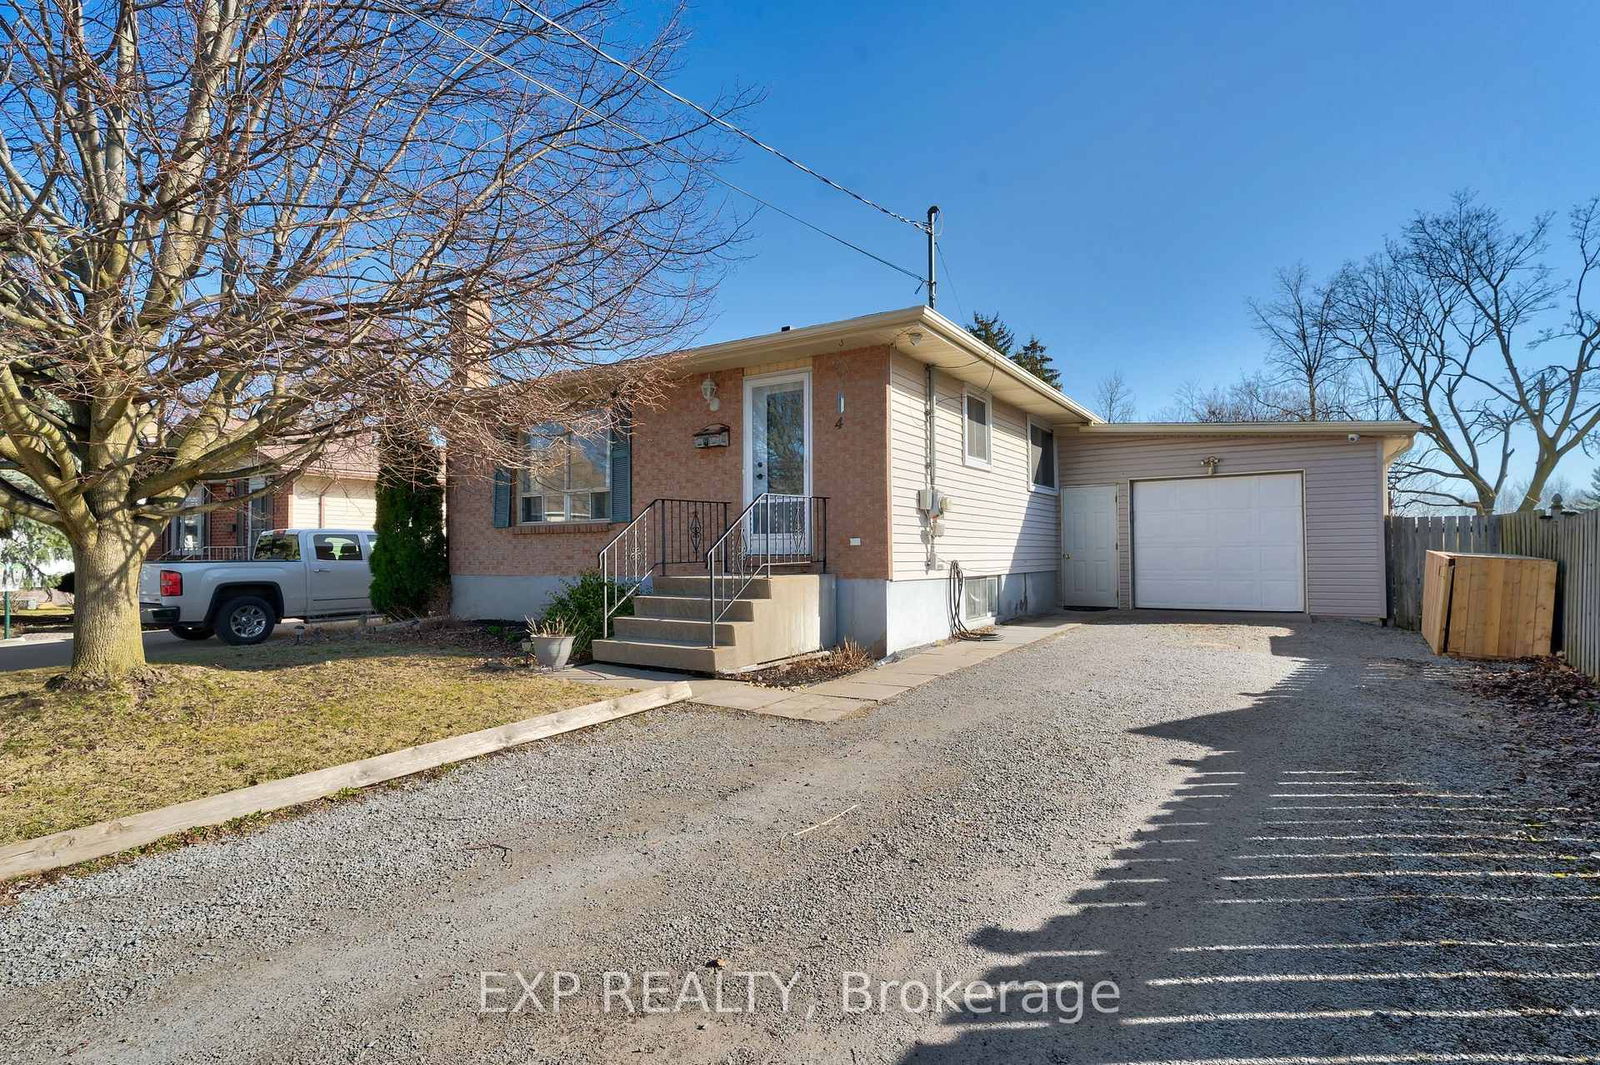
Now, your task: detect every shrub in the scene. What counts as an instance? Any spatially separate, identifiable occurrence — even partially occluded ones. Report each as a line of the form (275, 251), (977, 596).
(368, 433), (447, 618)
(54, 570), (74, 595)
(539, 571), (631, 660)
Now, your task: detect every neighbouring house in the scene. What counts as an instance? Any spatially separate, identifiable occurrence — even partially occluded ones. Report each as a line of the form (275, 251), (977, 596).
(151, 439), (380, 559)
(447, 305), (1417, 670)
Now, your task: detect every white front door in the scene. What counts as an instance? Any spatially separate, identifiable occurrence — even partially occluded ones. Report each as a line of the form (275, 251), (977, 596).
(1132, 473), (1305, 611)
(743, 371), (811, 554)
(1061, 484), (1119, 607)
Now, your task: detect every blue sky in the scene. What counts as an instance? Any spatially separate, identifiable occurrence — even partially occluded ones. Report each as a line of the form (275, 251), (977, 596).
(649, 0), (1597, 451)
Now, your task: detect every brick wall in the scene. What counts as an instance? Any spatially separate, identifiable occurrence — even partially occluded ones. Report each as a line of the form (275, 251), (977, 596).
(449, 346), (894, 581)
(146, 479), (293, 558)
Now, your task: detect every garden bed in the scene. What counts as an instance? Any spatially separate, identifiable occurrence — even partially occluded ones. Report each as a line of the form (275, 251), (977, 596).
(734, 641), (875, 688)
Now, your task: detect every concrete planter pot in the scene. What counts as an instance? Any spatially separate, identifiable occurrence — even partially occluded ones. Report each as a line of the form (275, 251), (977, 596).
(522, 635), (576, 669)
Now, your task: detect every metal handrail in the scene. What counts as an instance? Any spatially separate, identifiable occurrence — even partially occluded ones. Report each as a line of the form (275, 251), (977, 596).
(152, 545), (252, 562)
(704, 493), (828, 647)
(598, 498), (730, 638)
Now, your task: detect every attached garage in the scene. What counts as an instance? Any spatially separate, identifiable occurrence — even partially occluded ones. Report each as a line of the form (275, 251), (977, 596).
(1132, 473), (1304, 611)
(291, 475), (378, 529)
(1057, 423), (1419, 619)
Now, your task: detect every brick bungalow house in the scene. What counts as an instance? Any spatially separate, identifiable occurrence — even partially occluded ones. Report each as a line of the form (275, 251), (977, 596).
(447, 305), (1417, 671)
(152, 439), (379, 559)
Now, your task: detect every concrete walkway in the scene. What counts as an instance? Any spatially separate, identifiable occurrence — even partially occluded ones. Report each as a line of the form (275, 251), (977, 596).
(558, 611), (1085, 721)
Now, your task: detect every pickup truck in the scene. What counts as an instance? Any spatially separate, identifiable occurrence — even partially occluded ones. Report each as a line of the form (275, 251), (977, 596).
(139, 528), (378, 645)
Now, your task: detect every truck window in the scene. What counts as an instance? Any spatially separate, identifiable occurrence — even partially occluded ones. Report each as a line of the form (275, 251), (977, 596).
(313, 534), (363, 562)
(254, 533), (300, 561)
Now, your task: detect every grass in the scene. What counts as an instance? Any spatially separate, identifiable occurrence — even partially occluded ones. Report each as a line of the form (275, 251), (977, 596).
(0, 637), (612, 846)
(3, 603), (74, 635)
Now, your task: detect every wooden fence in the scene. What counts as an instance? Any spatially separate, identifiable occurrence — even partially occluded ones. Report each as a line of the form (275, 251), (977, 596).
(1386, 507), (1600, 677)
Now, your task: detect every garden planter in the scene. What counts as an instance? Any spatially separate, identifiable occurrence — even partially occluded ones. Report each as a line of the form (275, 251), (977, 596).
(523, 635), (577, 669)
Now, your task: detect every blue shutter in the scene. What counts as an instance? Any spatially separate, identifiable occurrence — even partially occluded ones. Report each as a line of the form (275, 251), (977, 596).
(609, 415), (632, 523)
(491, 467), (513, 528)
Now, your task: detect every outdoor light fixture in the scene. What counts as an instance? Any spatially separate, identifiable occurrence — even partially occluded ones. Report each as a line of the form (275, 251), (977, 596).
(1201, 455), (1222, 475)
(700, 375), (720, 412)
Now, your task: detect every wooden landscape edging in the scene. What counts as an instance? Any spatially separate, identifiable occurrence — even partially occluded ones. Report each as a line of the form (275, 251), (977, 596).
(0, 681), (693, 882)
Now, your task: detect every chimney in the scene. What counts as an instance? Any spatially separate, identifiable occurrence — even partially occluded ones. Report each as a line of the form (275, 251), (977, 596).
(448, 294), (493, 389)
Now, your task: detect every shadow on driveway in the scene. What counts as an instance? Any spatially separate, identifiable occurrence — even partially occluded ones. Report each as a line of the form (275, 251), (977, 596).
(903, 616), (1600, 1063)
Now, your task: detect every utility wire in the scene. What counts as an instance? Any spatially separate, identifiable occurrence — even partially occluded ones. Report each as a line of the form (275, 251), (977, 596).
(373, 0), (924, 284)
(507, 0), (930, 233)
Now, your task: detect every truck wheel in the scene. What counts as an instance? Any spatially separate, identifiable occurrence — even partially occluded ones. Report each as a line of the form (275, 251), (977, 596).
(215, 596), (277, 646)
(169, 624), (215, 641)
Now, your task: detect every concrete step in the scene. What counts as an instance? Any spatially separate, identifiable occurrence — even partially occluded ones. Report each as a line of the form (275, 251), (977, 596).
(591, 637), (743, 674)
(632, 595), (755, 622)
(650, 575), (771, 599)
(612, 615), (745, 645)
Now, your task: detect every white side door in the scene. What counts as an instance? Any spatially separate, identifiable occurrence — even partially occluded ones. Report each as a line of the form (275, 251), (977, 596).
(1061, 484), (1119, 608)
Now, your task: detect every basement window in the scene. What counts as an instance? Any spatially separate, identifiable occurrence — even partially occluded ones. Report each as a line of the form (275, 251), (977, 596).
(963, 574), (999, 622)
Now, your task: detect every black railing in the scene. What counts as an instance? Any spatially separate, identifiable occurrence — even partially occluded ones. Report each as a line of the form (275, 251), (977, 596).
(599, 499), (730, 638)
(704, 493), (828, 647)
(152, 545), (252, 562)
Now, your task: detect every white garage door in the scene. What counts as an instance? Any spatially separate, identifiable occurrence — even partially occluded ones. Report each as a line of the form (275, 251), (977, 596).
(291, 477), (378, 529)
(1133, 473), (1305, 611)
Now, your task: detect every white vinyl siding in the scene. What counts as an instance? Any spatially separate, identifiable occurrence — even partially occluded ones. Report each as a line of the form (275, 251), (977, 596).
(888, 353), (1060, 580)
(291, 476), (377, 529)
(1058, 433), (1387, 617)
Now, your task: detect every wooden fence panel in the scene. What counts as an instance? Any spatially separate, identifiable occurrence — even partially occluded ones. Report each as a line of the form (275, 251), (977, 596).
(1387, 508), (1600, 677)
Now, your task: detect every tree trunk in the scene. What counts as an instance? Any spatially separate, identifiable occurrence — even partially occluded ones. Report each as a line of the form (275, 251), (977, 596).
(69, 520), (155, 680)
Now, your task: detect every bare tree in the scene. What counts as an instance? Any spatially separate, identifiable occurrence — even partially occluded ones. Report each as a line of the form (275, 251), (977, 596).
(0, 0), (742, 682)
(1094, 371), (1136, 422)
(1324, 194), (1600, 514)
(1158, 372), (1304, 423)
(1251, 263), (1355, 419)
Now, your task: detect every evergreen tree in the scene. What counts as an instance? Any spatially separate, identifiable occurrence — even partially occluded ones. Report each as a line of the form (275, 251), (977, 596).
(368, 433), (448, 618)
(1583, 465), (1600, 509)
(966, 311), (1015, 356)
(1012, 335), (1061, 388)
(966, 312), (1061, 388)
(0, 511), (68, 589)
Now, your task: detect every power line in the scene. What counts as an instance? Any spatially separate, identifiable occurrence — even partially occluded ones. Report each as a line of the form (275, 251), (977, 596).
(507, 0), (930, 233)
(371, 0), (924, 284)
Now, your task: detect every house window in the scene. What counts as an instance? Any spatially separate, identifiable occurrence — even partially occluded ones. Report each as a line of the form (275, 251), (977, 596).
(519, 425), (610, 524)
(963, 574), (999, 622)
(246, 476), (272, 544)
(170, 486), (207, 554)
(963, 390), (991, 467)
(1029, 420), (1057, 491)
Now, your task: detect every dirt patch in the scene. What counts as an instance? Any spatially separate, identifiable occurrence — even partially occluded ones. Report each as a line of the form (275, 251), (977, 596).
(734, 641), (875, 688)
(1465, 655), (1600, 807)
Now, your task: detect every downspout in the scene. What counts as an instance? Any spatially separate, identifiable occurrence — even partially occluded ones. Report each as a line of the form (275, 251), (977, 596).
(925, 363), (937, 573)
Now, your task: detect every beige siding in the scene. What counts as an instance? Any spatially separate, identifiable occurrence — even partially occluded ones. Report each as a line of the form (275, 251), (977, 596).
(1057, 433), (1387, 617)
(888, 353), (1059, 580)
(291, 476), (378, 529)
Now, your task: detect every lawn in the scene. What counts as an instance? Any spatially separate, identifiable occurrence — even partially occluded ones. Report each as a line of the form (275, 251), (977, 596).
(4, 603), (74, 635)
(0, 638), (613, 845)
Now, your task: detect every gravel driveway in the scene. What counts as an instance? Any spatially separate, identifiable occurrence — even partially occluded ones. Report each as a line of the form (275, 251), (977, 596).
(3, 613), (1598, 1063)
